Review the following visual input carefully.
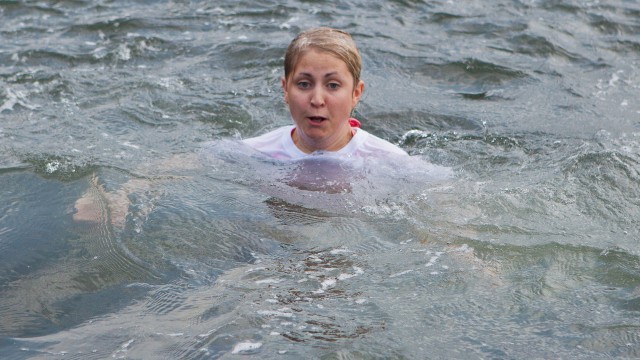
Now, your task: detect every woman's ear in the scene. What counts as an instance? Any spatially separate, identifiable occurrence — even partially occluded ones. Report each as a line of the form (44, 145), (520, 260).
(282, 76), (289, 104)
(352, 80), (365, 108)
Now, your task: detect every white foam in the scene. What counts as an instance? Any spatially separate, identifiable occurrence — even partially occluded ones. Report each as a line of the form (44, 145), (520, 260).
(92, 46), (108, 59)
(320, 278), (336, 290)
(425, 255), (439, 267)
(256, 310), (293, 318)
(111, 339), (135, 358)
(120, 142), (140, 149)
(330, 247), (352, 255)
(1, 88), (37, 112)
(280, 17), (298, 29)
(390, 269), (414, 278)
(338, 266), (364, 280)
(337, 273), (355, 280)
(231, 341), (262, 354)
(45, 160), (61, 174)
(117, 43), (131, 61)
(255, 278), (282, 284)
(451, 244), (473, 253)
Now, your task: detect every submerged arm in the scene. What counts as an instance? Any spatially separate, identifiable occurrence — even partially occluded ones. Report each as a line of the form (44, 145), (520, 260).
(73, 153), (200, 229)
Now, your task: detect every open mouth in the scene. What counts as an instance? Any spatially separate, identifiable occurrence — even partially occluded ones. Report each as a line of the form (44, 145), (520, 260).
(307, 116), (327, 123)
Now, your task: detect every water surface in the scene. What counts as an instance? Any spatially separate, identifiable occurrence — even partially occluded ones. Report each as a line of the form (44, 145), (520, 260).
(1, 0), (640, 358)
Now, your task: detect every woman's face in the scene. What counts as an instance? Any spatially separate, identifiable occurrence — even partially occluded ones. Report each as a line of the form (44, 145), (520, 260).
(283, 49), (364, 153)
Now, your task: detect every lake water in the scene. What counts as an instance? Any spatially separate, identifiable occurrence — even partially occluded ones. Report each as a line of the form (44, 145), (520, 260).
(1, 0), (640, 358)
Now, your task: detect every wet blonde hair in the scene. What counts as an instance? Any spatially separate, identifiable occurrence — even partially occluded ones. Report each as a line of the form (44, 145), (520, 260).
(284, 27), (362, 88)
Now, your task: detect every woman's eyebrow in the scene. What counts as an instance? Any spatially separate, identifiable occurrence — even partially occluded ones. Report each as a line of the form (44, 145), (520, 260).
(296, 71), (340, 78)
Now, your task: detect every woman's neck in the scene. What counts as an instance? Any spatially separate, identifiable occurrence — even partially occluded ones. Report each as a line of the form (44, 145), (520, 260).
(292, 127), (354, 154)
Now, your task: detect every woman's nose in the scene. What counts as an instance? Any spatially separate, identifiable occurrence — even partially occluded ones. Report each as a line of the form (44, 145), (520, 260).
(310, 88), (325, 107)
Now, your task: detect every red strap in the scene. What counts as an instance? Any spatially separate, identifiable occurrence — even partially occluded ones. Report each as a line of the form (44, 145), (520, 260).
(349, 118), (361, 128)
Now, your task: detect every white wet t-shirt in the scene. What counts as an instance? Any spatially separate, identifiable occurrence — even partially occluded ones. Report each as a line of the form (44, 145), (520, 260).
(243, 125), (408, 161)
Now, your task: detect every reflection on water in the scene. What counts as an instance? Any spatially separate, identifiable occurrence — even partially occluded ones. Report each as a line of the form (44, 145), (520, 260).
(1, 0), (640, 358)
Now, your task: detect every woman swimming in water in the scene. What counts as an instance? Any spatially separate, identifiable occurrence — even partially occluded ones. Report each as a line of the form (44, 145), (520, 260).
(74, 27), (416, 226)
(243, 27), (408, 160)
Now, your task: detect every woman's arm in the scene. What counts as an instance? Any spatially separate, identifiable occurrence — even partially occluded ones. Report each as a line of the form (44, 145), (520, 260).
(73, 153), (199, 228)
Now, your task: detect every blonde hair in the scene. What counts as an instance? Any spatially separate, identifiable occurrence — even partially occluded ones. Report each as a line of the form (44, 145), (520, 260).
(284, 27), (362, 88)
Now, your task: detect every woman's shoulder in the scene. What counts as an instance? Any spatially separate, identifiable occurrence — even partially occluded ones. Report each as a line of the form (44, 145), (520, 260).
(243, 125), (293, 145)
(349, 128), (408, 157)
(242, 125), (304, 160)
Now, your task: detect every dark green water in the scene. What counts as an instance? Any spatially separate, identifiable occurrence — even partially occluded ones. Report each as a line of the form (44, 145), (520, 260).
(1, 0), (639, 358)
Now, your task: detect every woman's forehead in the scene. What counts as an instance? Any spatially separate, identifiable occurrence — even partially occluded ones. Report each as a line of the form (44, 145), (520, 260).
(291, 50), (350, 76)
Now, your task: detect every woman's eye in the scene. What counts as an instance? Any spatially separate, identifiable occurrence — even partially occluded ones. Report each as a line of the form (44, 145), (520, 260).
(327, 83), (340, 90)
(297, 81), (311, 89)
